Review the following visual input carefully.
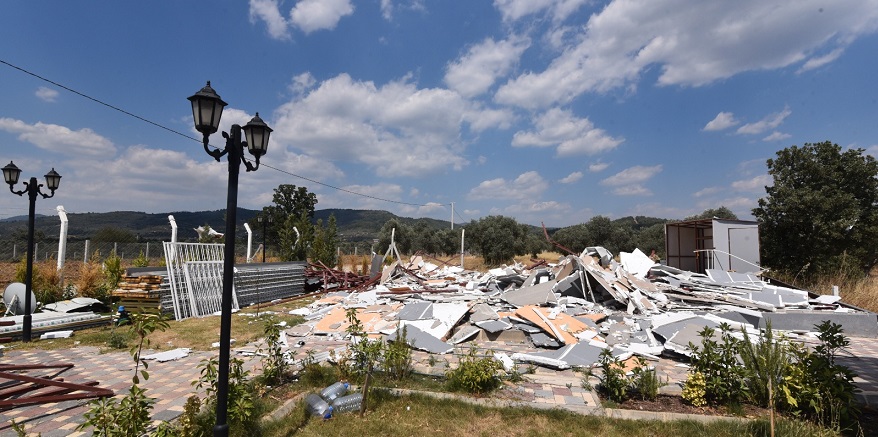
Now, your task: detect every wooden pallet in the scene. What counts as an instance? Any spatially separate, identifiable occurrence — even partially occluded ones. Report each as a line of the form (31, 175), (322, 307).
(116, 297), (161, 314)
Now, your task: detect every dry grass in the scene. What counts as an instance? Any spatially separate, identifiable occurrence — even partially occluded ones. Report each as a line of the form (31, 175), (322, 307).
(792, 273), (878, 313)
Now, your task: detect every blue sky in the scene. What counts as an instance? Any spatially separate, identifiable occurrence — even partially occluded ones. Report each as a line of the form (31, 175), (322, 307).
(1, 0), (877, 228)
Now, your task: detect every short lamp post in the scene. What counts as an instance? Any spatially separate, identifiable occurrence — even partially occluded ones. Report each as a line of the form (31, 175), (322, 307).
(188, 81), (272, 437)
(258, 214), (272, 262)
(2, 162), (61, 342)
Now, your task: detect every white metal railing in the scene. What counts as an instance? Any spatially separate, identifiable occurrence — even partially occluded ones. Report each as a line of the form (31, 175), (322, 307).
(163, 242), (237, 319)
(694, 249), (766, 273)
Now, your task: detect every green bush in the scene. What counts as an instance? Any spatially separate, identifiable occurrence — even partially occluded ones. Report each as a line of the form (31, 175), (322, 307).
(630, 357), (665, 401)
(445, 347), (503, 394)
(686, 323), (748, 406)
(259, 317), (291, 386)
(383, 325), (413, 380)
(739, 322), (787, 408)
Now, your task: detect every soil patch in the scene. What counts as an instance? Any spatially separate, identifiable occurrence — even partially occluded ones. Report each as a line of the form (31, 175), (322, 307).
(608, 394), (770, 418)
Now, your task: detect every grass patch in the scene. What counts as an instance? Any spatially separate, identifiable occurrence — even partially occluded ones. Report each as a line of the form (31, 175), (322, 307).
(262, 391), (836, 437)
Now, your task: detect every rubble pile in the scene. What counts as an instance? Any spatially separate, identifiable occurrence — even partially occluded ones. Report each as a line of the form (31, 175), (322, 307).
(280, 247), (876, 371)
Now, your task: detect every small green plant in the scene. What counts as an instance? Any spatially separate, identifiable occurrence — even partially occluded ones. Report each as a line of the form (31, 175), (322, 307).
(103, 253), (124, 290)
(345, 307), (383, 415)
(106, 329), (129, 349)
(132, 250), (150, 268)
(427, 354), (437, 367)
(10, 419), (34, 437)
(630, 357), (665, 401)
(259, 316), (291, 386)
(193, 357), (259, 432)
(445, 347), (503, 394)
(78, 312), (169, 436)
(583, 348), (629, 403)
(383, 325), (413, 380)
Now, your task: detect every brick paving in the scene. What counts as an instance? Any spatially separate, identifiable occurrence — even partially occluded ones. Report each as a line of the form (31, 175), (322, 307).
(3, 331), (878, 435)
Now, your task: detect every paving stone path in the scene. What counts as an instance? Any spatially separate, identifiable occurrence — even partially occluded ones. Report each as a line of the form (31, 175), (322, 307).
(2, 334), (878, 435)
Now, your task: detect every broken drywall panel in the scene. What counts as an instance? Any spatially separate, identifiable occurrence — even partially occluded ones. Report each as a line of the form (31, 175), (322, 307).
(619, 249), (656, 278)
(528, 332), (562, 348)
(652, 316), (719, 343)
(501, 281), (557, 307)
(142, 348), (191, 362)
(469, 303), (500, 323)
(475, 319), (513, 333)
(553, 274), (582, 298)
(584, 246), (614, 267)
(664, 323), (718, 356)
(814, 295), (843, 305)
(388, 324), (453, 354)
(286, 323), (314, 337)
(39, 330), (73, 339)
(397, 301), (433, 321)
(449, 325), (481, 344)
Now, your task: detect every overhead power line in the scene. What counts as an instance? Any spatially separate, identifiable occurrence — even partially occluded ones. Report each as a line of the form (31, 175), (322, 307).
(0, 58), (446, 209)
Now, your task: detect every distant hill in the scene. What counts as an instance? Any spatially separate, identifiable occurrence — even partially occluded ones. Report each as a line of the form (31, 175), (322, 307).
(0, 208), (451, 242)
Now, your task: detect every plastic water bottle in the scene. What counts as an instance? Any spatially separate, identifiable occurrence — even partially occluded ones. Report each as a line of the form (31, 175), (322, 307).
(331, 392), (363, 414)
(305, 393), (331, 417)
(320, 381), (350, 402)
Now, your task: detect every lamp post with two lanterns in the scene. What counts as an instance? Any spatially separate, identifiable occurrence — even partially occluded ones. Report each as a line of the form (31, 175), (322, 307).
(2, 162), (61, 342)
(187, 81), (272, 437)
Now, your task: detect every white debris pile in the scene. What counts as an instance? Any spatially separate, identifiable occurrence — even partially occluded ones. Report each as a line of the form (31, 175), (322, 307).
(270, 246), (874, 371)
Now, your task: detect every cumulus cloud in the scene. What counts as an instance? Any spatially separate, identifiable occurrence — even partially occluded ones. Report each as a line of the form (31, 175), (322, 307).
(559, 171), (582, 184)
(444, 36), (530, 98)
(249, 0), (354, 37)
(496, 1), (878, 109)
(290, 0), (354, 34)
(731, 174), (772, 192)
(703, 111), (739, 131)
(512, 108), (623, 156)
(737, 106), (792, 135)
(599, 164), (662, 196)
(249, 0), (291, 40)
(693, 186), (721, 198)
(35, 87), (59, 102)
(0, 118), (116, 156)
(588, 161), (609, 172)
(762, 131), (792, 142)
(468, 171), (549, 201)
(493, 0), (588, 22)
(273, 73), (507, 177)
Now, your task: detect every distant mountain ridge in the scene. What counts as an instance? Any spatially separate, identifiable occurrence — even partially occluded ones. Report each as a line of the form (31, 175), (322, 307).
(0, 208), (452, 242)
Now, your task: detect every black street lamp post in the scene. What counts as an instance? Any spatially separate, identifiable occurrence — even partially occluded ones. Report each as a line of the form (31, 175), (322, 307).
(258, 214), (272, 262)
(188, 81), (272, 437)
(2, 162), (61, 342)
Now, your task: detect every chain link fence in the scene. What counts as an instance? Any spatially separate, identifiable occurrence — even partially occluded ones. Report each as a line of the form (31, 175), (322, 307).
(0, 239), (252, 264)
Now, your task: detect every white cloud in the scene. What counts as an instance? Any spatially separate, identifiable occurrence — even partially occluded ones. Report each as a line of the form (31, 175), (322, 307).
(290, 0), (354, 34)
(737, 106), (792, 135)
(0, 118), (116, 156)
(468, 171), (549, 201)
(799, 47), (845, 72)
(731, 174), (772, 192)
(493, 0), (588, 22)
(703, 111), (739, 131)
(693, 186), (721, 198)
(762, 131), (792, 142)
(464, 106), (516, 132)
(35, 87), (59, 102)
(444, 36), (530, 98)
(249, 0), (291, 40)
(380, 0), (394, 20)
(603, 164), (663, 185)
(559, 171), (582, 184)
(611, 185), (651, 196)
(588, 161), (609, 172)
(273, 74), (482, 177)
(417, 202), (446, 215)
(289, 72), (317, 95)
(512, 108), (623, 156)
(496, 1), (878, 109)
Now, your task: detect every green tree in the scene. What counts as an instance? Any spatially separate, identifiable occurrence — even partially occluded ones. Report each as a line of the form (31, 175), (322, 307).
(278, 213), (313, 262)
(251, 184), (317, 244)
(311, 215), (339, 266)
(467, 215), (530, 265)
(377, 218), (413, 255)
(551, 216), (634, 255)
(685, 206), (738, 221)
(752, 141), (878, 276)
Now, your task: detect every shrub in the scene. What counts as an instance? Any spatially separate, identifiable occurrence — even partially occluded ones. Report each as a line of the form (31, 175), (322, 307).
(77, 250), (109, 300)
(739, 321), (787, 408)
(686, 323), (748, 406)
(681, 371), (707, 407)
(584, 348), (629, 403)
(383, 325), (413, 380)
(630, 357), (665, 401)
(445, 347), (503, 394)
(782, 321), (860, 430)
